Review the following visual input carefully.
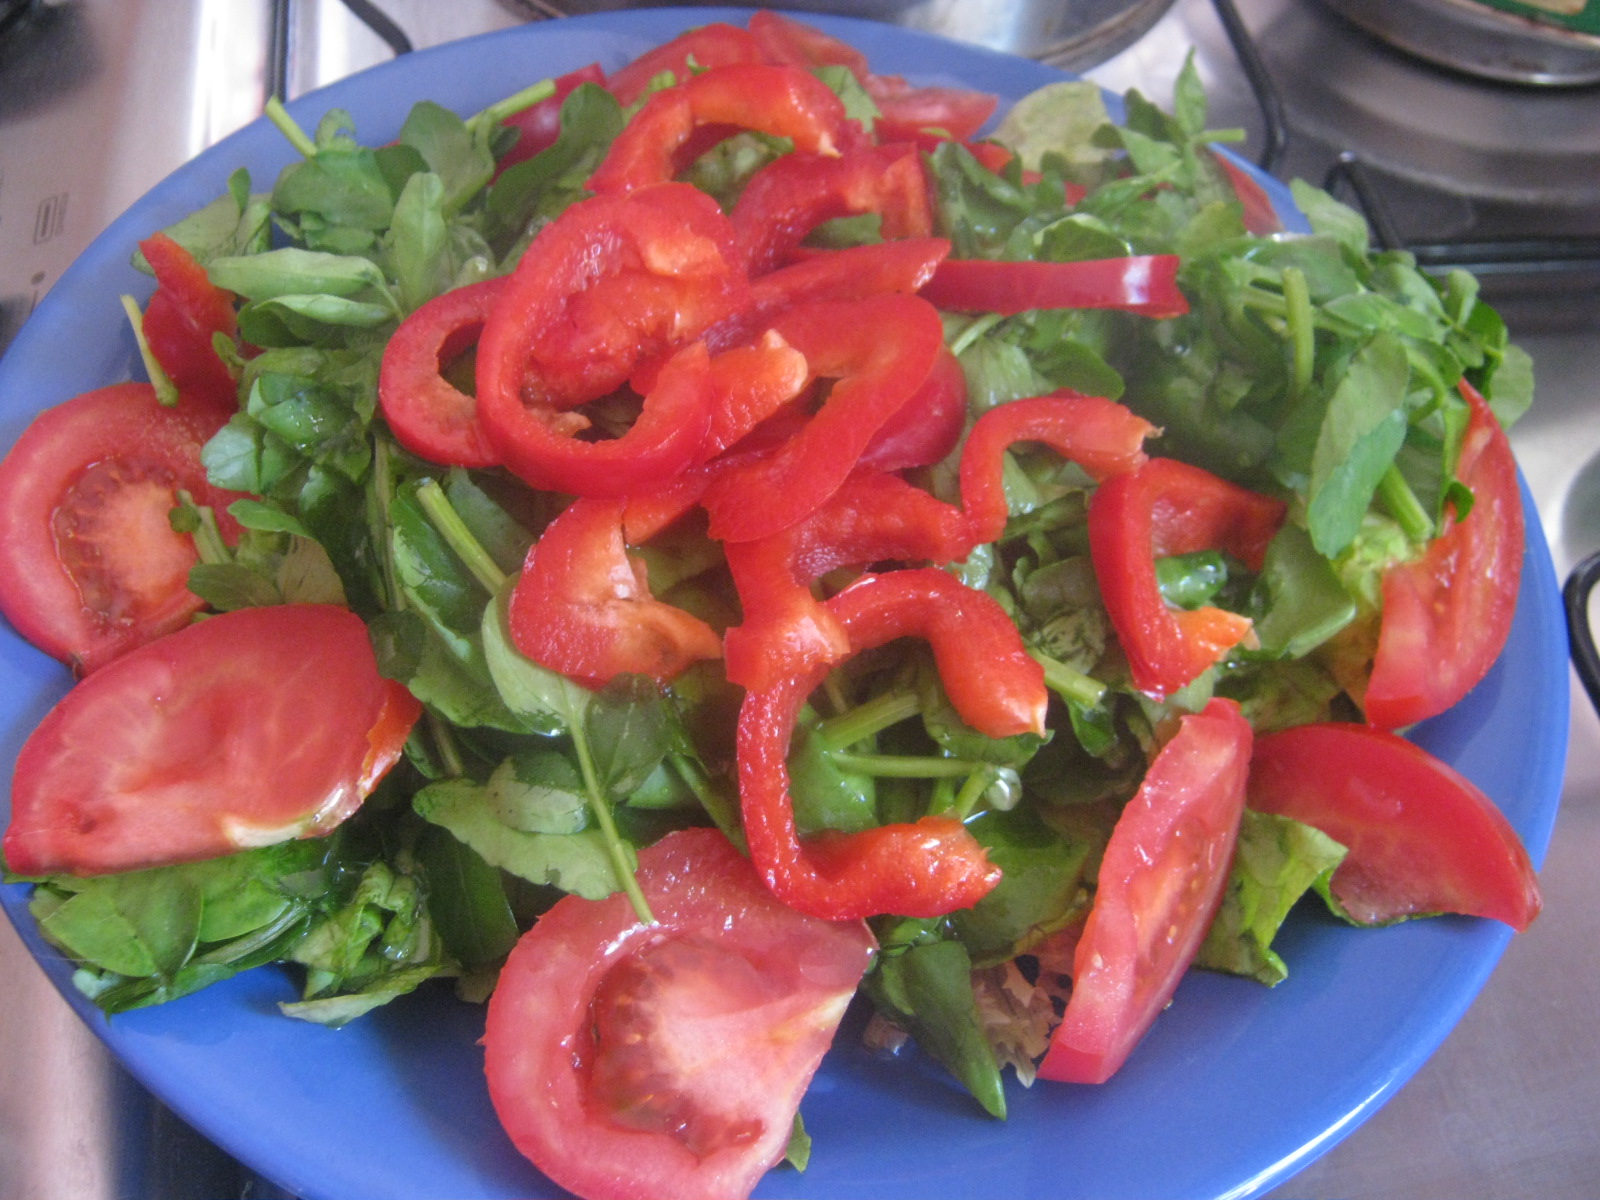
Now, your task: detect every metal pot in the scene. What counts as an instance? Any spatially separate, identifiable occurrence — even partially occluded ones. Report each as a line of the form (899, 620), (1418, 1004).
(511, 0), (1179, 69)
(1317, 0), (1600, 85)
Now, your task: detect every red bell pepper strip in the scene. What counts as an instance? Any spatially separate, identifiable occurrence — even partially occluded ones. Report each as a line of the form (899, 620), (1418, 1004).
(702, 293), (946, 543)
(587, 63), (848, 196)
(701, 331), (812, 457)
(959, 392), (1160, 545)
(748, 9), (871, 81)
(737, 568), (1045, 920)
(138, 232), (239, 410)
(477, 182), (749, 416)
(1215, 151), (1283, 237)
(921, 255), (1189, 318)
(857, 344), (968, 474)
(731, 143), (934, 275)
(603, 22), (763, 107)
(722, 472), (974, 690)
(495, 62), (607, 172)
(378, 277), (504, 468)
(1363, 378), (1524, 729)
(509, 495), (723, 690)
(1088, 457), (1287, 698)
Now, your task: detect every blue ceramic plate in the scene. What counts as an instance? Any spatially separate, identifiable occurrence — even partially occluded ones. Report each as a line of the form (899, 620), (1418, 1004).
(0, 10), (1569, 1200)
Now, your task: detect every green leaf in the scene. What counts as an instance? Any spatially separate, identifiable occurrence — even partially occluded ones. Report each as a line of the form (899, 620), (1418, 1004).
(1196, 809), (1347, 984)
(486, 750), (589, 834)
(413, 778), (623, 900)
(1307, 332), (1411, 558)
(585, 675), (674, 802)
(415, 823), (520, 969)
(481, 580), (584, 735)
(948, 808), (1092, 966)
(396, 99), (496, 216)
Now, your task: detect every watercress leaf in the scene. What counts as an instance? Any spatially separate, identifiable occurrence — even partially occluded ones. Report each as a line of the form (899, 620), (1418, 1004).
(1288, 179), (1370, 256)
(486, 83), (624, 244)
(387, 171), (451, 314)
(487, 750), (589, 835)
(949, 808), (1093, 966)
(228, 497), (311, 536)
(788, 708), (878, 836)
(1307, 331), (1411, 558)
(396, 99), (496, 215)
(208, 246), (392, 302)
(413, 778), (623, 899)
(481, 580), (584, 735)
(414, 822), (520, 969)
(586, 675), (673, 802)
(991, 79), (1113, 177)
(186, 561), (284, 611)
(1250, 523), (1359, 658)
(280, 964), (441, 1026)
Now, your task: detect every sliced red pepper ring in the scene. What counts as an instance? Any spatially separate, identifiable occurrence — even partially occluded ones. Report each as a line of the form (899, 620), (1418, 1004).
(731, 143), (934, 275)
(958, 391), (1160, 545)
(1363, 378), (1524, 730)
(138, 231), (239, 409)
(722, 472), (973, 690)
(378, 277), (504, 468)
(921, 255), (1189, 319)
(702, 293), (947, 544)
(857, 343), (968, 474)
(603, 22), (763, 107)
(1088, 457), (1287, 698)
(509, 495), (723, 690)
(737, 568), (1045, 920)
(588, 63), (848, 196)
(476, 182), (750, 416)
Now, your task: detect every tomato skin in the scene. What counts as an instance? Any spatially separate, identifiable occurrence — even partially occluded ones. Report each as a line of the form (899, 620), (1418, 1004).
(483, 827), (875, 1200)
(865, 75), (999, 143)
(1363, 379), (1523, 729)
(0, 382), (241, 674)
(496, 62), (607, 170)
(3, 604), (420, 877)
(378, 277), (504, 468)
(1247, 722), (1541, 930)
(1039, 698), (1253, 1084)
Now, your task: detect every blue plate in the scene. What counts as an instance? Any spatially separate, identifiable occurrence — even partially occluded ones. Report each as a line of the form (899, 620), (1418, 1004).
(0, 10), (1568, 1200)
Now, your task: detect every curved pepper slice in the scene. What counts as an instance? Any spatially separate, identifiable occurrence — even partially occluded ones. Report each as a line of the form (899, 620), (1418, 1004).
(702, 293), (946, 543)
(509, 495), (723, 690)
(722, 472), (973, 690)
(959, 391), (1160, 545)
(922, 255), (1189, 319)
(588, 63), (848, 195)
(732, 143), (934, 275)
(604, 22), (763, 107)
(378, 277), (504, 468)
(737, 568), (1045, 920)
(1088, 457), (1287, 698)
(139, 232), (239, 410)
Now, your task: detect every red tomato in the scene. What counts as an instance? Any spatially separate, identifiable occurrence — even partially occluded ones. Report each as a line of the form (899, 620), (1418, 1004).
(482, 827), (876, 1200)
(862, 74), (999, 143)
(0, 382), (241, 674)
(1247, 722), (1541, 929)
(748, 10), (871, 81)
(3, 604), (421, 877)
(1039, 698), (1252, 1084)
(1363, 379), (1523, 729)
(378, 277), (504, 468)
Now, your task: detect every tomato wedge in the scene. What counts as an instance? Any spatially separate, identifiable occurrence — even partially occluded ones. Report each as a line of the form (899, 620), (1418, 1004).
(483, 827), (875, 1200)
(0, 382), (241, 674)
(1039, 698), (1252, 1084)
(3, 604), (421, 877)
(1363, 379), (1524, 729)
(1247, 722), (1541, 930)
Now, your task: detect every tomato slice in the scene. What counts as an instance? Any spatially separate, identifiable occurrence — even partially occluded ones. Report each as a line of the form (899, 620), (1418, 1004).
(1247, 722), (1541, 930)
(3, 604), (422, 877)
(496, 62), (607, 171)
(1363, 379), (1523, 729)
(483, 827), (875, 1200)
(0, 382), (240, 674)
(1039, 698), (1252, 1084)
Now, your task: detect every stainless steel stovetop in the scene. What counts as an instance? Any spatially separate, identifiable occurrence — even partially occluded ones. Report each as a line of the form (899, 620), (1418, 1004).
(1, 2), (1597, 1198)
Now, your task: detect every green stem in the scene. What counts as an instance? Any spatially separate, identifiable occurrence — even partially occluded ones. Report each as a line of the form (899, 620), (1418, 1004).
(119, 295), (181, 408)
(569, 714), (656, 926)
(175, 489), (232, 565)
(1030, 649), (1107, 709)
(415, 478), (508, 594)
(469, 77), (558, 134)
(814, 688), (921, 753)
(428, 711), (467, 778)
(668, 753), (746, 853)
(1378, 464), (1435, 543)
(370, 437), (404, 611)
(830, 751), (987, 779)
(950, 767), (996, 820)
(264, 95), (318, 159)
(1281, 265), (1315, 402)
(948, 311), (1006, 359)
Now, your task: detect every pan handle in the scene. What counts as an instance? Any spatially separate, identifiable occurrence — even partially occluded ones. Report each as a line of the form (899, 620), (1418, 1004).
(1564, 549), (1600, 718)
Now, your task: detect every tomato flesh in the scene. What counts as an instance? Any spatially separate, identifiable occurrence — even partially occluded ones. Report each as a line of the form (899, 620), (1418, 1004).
(3, 604), (420, 877)
(1247, 722), (1541, 929)
(0, 382), (240, 673)
(483, 827), (875, 1200)
(1039, 698), (1252, 1084)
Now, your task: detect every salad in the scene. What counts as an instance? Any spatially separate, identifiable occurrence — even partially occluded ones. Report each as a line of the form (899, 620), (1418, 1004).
(0, 11), (1546, 1200)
